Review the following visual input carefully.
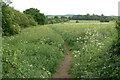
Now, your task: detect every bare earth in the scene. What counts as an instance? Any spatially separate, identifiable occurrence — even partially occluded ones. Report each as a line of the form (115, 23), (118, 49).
(52, 43), (72, 78)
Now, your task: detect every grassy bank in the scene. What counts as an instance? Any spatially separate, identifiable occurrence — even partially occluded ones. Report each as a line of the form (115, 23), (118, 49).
(2, 25), (65, 78)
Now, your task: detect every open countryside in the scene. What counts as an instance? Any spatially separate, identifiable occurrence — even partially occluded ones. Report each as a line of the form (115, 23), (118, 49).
(1, 0), (120, 79)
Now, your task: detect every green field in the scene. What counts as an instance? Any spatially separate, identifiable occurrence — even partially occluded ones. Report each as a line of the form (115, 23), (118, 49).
(69, 20), (100, 23)
(2, 20), (120, 78)
(67, 20), (114, 23)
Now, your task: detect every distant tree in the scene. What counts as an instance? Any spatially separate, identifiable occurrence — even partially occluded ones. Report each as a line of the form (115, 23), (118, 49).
(46, 16), (48, 18)
(101, 14), (104, 16)
(100, 16), (110, 22)
(76, 20), (79, 23)
(54, 16), (59, 19)
(23, 8), (46, 25)
(68, 17), (72, 20)
(2, 0), (12, 5)
(85, 14), (90, 20)
(61, 16), (67, 19)
(71, 14), (111, 21)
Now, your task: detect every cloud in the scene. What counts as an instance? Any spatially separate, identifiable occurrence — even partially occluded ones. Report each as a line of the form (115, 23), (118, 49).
(10, 0), (119, 16)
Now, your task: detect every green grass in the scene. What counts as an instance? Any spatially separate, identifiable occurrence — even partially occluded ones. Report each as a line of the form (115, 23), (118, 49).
(69, 20), (100, 23)
(68, 20), (114, 23)
(2, 20), (120, 78)
(50, 22), (120, 78)
(2, 25), (65, 78)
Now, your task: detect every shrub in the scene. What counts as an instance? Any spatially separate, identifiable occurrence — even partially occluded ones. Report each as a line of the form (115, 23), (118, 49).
(14, 10), (37, 28)
(49, 20), (54, 24)
(76, 20), (79, 23)
(26, 14), (38, 26)
(2, 6), (21, 36)
(9, 23), (21, 34)
(2, 5), (38, 36)
(15, 12), (30, 28)
(3, 23), (21, 36)
(37, 13), (46, 25)
(100, 17), (110, 22)
(116, 17), (120, 54)
(45, 18), (69, 24)
(23, 8), (46, 25)
(54, 16), (59, 19)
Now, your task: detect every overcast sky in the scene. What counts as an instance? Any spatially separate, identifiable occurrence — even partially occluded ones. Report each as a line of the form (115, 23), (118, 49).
(9, 0), (120, 16)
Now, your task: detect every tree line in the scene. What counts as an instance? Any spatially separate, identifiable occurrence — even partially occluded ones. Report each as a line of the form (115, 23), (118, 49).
(69, 14), (113, 22)
(2, 0), (115, 36)
(45, 16), (69, 24)
(2, 1), (46, 36)
(2, 1), (69, 36)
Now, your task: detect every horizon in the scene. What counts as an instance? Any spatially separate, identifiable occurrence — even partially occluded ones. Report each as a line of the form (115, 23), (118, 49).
(45, 14), (117, 16)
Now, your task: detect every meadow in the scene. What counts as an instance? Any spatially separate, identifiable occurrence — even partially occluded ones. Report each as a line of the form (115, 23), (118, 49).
(2, 20), (120, 78)
(2, 26), (65, 78)
(51, 21), (120, 78)
(68, 20), (100, 23)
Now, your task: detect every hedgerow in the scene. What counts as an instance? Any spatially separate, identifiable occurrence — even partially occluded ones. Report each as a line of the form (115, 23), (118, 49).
(2, 5), (37, 36)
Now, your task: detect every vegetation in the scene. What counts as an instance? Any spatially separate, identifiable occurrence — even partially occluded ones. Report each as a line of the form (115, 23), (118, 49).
(23, 8), (46, 25)
(1, 0), (120, 79)
(2, 20), (120, 78)
(45, 17), (69, 24)
(76, 20), (79, 23)
(2, 5), (21, 36)
(71, 14), (112, 21)
(116, 17), (120, 54)
(46, 14), (74, 18)
(0, 0), (2, 79)
(69, 20), (100, 23)
(2, 26), (65, 78)
(61, 16), (67, 19)
(2, 5), (37, 36)
(50, 21), (120, 78)
(100, 16), (110, 22)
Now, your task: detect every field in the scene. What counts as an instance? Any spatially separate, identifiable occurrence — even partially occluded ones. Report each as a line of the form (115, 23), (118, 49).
(2, 20), (120, 78)
(68, 20), (100, 23)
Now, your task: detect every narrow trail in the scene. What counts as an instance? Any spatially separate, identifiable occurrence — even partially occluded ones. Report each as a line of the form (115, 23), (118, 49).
(52, 42), (72, 78)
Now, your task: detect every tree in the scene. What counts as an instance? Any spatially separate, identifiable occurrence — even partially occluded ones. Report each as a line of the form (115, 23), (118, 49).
(68, 17), (72, 20)
(2, 0), (12, 6)
(2, 6), (21, 36)
(23, 8), (46, 25)
(100, 16), (110, 22)
(54, 16), (59, 19)
(76, 20), (79, 23)
(61, 16), (67, 19)
(101, 14), (104, 17)
(2, 6), (37, 36)
(71, 14), (111, 21)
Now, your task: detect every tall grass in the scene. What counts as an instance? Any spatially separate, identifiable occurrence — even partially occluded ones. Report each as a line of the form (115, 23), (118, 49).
(2, 25), (65, 78)
(2, 21), (120, 78)
(50, 22), (120, 78)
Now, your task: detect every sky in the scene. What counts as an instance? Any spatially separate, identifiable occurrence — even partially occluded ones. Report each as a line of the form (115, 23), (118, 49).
(9, 0), (120, 16)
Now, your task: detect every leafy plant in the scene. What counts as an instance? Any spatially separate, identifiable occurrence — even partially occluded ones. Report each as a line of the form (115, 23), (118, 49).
(76, 20), (79, 23)
(2, 6), (37, 36)
(2, 6), (21, 36)
(23, 8), (46, 25)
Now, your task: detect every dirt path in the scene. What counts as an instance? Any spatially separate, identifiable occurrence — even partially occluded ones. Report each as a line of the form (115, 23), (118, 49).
(52, 42), (72, 78)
